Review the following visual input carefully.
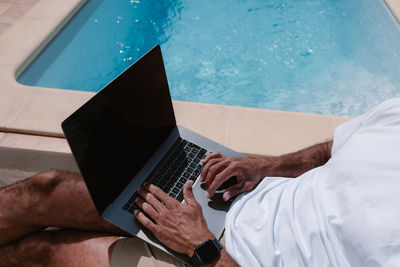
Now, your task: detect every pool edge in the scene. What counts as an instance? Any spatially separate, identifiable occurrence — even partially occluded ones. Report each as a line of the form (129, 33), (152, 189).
(384, 0), (400, 24)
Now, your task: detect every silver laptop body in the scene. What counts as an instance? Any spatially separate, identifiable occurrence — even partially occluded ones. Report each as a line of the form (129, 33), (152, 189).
(62, 45), (243, 264)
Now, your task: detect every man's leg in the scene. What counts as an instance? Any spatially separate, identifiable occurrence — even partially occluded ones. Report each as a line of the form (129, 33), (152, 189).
(0, 228), (119, 267)
(0, 229), (184, 267)
(0, 170), (182, 267)
(0, 169), (127, 246)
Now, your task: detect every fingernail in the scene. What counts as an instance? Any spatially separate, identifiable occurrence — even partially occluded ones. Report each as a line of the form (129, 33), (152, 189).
(134, 209), (139, 215)
(223, 192), (231, 201)
(135, 197), (139, 203)
(206, 192), (210, 198)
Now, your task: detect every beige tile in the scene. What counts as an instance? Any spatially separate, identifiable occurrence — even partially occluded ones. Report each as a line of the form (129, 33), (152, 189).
(0, 147), (79, 179)
(0, 0), (17, 3)
(226, 107), (341, 156)
(0, 131), (5, 141)
(331, 116), (351, 131)
(173, 101), (229, 145)
(10, 87), (93, 135)
(0, 132), (70, 152)
(0, 17), (60, 66)
(24, 0), (84, 19)
(0, 3), (32, 24)
(385, 0), (400, 22)
(0, 0), (84, 67)
(16, 0), (39, 5)
(0, 2), (13, 15)
(0, 69), (35, 127)
(0, 22), (10, 34)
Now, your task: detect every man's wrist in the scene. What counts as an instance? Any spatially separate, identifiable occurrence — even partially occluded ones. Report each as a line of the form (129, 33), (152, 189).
(186, 231), (215, 257)
(256, 156), (282, 178)
(259, 141), (333, 178)
(191, 238), (223, 267)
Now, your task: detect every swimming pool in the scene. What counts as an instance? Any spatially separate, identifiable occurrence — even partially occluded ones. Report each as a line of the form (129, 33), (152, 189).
(18, 0), (400, 117)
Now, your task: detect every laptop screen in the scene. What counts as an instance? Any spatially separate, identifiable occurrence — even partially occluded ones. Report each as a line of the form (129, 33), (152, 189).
(62, 45), (176, 214)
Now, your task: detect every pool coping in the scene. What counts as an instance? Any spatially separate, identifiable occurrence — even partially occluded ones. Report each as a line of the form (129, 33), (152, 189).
(7, 0), (400, 156)
(385, 0), (400, 24)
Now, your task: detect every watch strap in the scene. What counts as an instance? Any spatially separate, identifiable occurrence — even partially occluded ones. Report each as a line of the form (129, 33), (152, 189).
(191, 239), (223, 267)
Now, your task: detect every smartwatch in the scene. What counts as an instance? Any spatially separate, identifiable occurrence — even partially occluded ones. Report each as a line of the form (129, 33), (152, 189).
(191, 239), (223, 266)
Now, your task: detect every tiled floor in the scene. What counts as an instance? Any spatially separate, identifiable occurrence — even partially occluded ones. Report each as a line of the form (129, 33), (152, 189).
(0, 0), (38, 34)
(0, 131), (71, 153)
(0, 131), (75, 182)
(0, 144), (78, 182)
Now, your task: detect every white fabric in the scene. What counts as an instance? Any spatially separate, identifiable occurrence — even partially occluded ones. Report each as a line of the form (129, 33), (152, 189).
(225, 98), (400, 267)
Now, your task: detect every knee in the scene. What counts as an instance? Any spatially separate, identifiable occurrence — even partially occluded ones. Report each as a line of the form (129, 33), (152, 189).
(30, 169), (83, 196)
(21, 234), (54, 266)
(3, 170), (67, 211)
(30, 169), (70, 196)
(36, 169), (64, 181)
(4, 232), (55, 267)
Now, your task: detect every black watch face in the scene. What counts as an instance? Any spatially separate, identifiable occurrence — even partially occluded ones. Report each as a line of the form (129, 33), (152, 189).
(197, 240), (221, 264)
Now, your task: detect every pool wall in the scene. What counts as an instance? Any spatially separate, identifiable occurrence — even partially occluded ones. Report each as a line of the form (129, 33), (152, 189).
(3, 0), (399, 157)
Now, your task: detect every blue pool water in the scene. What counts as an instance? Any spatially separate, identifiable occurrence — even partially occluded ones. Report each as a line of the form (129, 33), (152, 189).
(18, 0), (400, 117)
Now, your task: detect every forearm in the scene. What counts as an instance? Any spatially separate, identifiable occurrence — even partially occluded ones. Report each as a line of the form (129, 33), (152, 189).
(255, 140), (333, 178)
(204, 249), (239, 267)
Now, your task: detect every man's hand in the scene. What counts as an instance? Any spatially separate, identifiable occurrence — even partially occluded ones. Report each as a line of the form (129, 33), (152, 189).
(201, 152), (265, 201)
(134, 181), (214, 257)
(201, 141), (334, 201)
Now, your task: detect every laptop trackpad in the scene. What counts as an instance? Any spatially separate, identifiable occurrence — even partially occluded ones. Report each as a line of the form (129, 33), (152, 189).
(192, 181), (230, 238)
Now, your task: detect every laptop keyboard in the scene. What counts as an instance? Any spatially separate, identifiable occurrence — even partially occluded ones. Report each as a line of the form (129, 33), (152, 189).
(123, 137), (208, 214)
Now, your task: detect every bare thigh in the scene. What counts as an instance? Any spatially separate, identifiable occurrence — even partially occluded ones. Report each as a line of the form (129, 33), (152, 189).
(0, 169), (128, 246)
(0, 229), (120, 267)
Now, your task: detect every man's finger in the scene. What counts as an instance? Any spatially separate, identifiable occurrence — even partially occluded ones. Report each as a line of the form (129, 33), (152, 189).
(223, 180), (245, 201)
(134, 209), (157, 233)
(204, 159), (229, 187)
(144, 183), (176, 207)
(135, 197), (159, 221)
(207, 167), (238, 198)
(183, 180), (199, 207)
(200, 157), (224, 182)
(137, 186), (165, 212)
(202, 152), (225, 165)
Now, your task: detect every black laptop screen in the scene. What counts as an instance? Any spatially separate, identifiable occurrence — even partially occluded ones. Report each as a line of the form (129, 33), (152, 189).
(62, 46), (176, 214)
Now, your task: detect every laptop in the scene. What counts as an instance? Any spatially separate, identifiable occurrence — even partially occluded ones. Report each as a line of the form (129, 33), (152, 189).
(61, 45), (244, 264)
